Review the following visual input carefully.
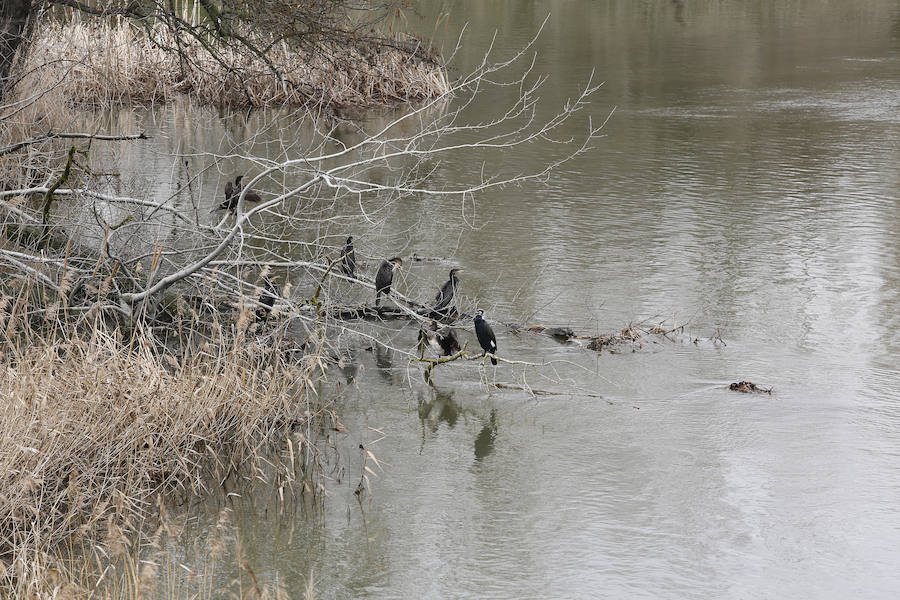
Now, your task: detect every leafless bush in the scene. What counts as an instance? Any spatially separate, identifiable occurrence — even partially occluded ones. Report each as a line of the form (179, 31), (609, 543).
(2, 17), (605, 332)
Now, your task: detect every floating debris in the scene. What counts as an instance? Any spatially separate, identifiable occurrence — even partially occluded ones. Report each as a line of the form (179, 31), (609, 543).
(511, 324), (576, 342)
(586, 334), (623, 351)
(729, 381), (773, 394)
(583, 324), (683, 352)
(509, 322), (696, 351)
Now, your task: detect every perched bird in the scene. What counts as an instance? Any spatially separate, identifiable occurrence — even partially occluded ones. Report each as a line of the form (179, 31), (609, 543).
(435, 323), (461, 356)
(234, 175), (262, 203)
(255, 278), (278, 323)
(223, 178), (236, 209)
(215, 175), (262, 213)
(430, 268), (461, 317)
(419, 321), (460, 357)
(474, 309), (498, 365)
(215, 177), (238, 212)
(374, 257), (403, 307)
(340, 236), (356, 278)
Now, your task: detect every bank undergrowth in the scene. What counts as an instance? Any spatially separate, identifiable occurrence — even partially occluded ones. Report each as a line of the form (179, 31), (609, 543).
(23, 19), (449, 110)
(0, 285), (328, 597)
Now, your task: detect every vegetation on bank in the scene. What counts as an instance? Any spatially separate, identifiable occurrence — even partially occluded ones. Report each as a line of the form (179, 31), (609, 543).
(23, 20), (449, 109)
(0, 289), (327, 596)
(2, 1), (448, 110)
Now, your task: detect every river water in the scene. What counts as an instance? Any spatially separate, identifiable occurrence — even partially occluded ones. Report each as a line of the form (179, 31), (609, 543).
(130, 1), (900, 598)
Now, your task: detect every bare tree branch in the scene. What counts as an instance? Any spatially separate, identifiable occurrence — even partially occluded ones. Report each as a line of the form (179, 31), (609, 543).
(0, 131), (147, 157)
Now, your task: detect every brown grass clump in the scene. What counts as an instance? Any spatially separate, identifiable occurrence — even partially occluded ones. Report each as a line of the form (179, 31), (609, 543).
(21, 20), (450, 110)
(0, 303), (325, 596)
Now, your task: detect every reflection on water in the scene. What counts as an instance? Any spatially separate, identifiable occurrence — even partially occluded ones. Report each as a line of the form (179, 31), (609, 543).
(473, 409), (498, 461)
(340, 345), (360, 383)
(418, 387), (461, 431)
(372, 343), (396, 384)
(131, 1), (900, 598)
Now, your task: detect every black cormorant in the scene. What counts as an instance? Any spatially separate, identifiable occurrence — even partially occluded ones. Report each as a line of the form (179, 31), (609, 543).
(256, 278), (278, 323)
(215, 175), (262, 213)
(374, 257), (402, 307)
(340, 236), (356, 278)
(430, 268), (461, 317)
(224, 178), (236, 209)
(234, 175), (262, 204)
(474, 309), (497, 365)
(419, 320), (460, 356)
(436, 323), (461, 355)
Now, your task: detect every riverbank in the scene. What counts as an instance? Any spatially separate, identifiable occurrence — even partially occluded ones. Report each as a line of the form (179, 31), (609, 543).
(22, 20), (449, 109)
(0, 305), (324, 596)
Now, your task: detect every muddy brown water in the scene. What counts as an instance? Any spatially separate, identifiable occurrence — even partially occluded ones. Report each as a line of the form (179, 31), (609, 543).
(103, 1), (900, 598)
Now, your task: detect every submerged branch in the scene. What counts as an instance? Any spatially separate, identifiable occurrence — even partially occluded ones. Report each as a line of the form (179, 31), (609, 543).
(0, 130), (147, 157)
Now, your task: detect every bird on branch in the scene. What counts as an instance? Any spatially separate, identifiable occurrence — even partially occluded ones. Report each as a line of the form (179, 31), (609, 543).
(428, 267), (461, 318)
(214, 175), (262, 213)
(256, 277), (278, 323)
(418, 320), (460, 357)
(340, 236), (356, 278)
(374, 257), (403, 308)
(474, 309), (498, 365)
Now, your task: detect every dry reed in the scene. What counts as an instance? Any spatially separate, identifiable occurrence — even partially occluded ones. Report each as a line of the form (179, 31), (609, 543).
(0, 284), (325, 596)
(22, 20), (449, 110)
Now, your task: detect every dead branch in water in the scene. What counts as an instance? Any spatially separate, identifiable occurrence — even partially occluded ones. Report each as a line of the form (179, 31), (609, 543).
(508, 321), (699, 353)
(0, 130), (148, 157)
(488, 382), (608, 399)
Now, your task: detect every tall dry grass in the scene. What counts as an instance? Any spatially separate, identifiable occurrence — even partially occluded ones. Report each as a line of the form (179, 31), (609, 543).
(0, 282), (327, 597)
(0, 72), (75, 193)
(22, 20), (449, 109)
